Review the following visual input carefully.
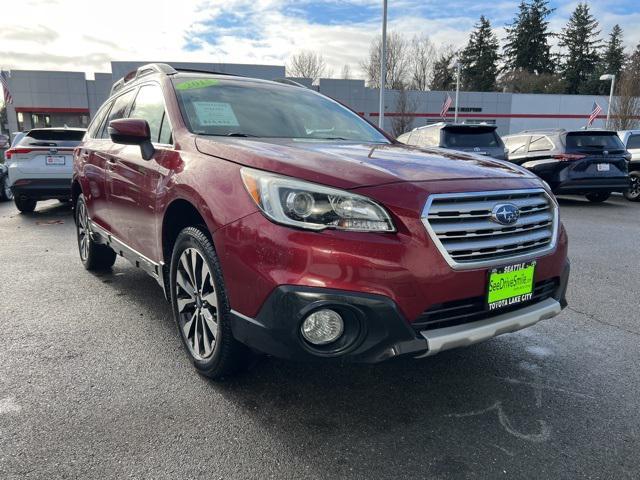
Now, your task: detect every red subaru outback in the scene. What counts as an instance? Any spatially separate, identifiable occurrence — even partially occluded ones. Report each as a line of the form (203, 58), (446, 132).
(72, 64), (569, 379)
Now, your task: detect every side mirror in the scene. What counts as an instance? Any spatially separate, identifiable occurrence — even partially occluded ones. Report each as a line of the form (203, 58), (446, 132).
(108, 119), (155, 160)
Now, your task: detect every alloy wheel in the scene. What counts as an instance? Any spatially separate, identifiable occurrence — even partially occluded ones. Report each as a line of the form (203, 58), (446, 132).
(175, 248), (219, 360)
(629, 175), (640, 199)
(77, 201), (90, 261)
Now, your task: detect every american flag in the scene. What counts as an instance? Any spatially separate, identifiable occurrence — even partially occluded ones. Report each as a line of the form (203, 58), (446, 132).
(587, 101), (602, 128)
(440, 93), (453, 120)
(0, 70), (13, 105)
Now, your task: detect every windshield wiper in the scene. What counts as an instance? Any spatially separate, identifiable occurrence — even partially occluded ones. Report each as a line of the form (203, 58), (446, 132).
(226, 132), (259, 138)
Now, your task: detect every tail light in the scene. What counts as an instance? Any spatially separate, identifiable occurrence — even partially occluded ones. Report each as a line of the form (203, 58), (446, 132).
(4, 148), (34, 160)
(553, 153), (586, 161)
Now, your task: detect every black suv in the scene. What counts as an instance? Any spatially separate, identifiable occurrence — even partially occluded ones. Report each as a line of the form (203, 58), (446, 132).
(397, 123), (508, 160)
(503, 129), (630, 203)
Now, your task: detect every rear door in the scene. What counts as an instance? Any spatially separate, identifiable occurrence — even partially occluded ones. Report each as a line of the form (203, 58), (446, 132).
(77, 101), (112, 229)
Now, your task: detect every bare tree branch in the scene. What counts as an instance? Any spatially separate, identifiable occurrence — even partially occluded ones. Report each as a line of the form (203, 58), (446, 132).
(409, 35), (436, 91)
(286, 51), (327, 83)
(360, 32), (411, 90)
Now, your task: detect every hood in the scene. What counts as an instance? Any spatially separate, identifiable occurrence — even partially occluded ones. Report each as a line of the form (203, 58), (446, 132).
(195, 137), (535, 190)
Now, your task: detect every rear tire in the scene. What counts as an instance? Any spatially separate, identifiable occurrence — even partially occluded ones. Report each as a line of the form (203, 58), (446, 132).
(624, 172), (640, 202)
(14, 196), (36, 213)
(76, 194), (117, 271)
(0, 176), (13, 201)
(170, 226), (252, 380)
(585, 192), (611, 203)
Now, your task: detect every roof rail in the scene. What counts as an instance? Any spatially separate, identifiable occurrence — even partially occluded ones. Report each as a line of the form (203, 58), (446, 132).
(173, 67), (245, 77)
(519, 128), (567, 133)
(110, 63), (177, 95)
(272, 78), (309, 89)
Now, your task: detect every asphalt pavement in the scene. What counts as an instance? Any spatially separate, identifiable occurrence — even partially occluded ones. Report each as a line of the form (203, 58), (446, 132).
(0, 196), (639, 479)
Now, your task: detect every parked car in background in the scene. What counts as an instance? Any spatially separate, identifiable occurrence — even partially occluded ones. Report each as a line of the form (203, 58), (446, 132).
(9, 132), (26, 148)
(0, 134), (9, 148)
(617, 130), (640, 201)
(72, 63), (569, 380)
(397, 123), (509, 160)
(0, 163), (12, 201)
(4, 127), (85, 212)
(503, 129), (630, 203)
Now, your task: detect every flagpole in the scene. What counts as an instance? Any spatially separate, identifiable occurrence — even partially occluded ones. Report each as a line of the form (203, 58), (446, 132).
(378, 0), (388, 130)
(454, 62), (461, 123)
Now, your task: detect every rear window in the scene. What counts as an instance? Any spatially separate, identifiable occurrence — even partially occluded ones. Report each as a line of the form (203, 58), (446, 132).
(19, 129), (85, 147)
(442, 128), (501, 148)
(626, 134), (640, 149)
(565, 132), (625, 152)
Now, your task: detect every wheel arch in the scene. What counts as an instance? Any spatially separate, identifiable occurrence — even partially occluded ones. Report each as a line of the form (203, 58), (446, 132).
(161, 198), (212, 266)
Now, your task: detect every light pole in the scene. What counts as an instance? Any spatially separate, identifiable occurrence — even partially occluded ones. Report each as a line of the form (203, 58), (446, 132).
(599, 73), (616, 129)
(454, 62), (461, 123)
(378, 0), (388, 130)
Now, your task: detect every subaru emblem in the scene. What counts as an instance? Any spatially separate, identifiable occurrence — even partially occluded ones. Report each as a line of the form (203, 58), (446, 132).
(491, 203), (520, 225)
(474, 147), (481, 152)
(49, 148), (58, 155)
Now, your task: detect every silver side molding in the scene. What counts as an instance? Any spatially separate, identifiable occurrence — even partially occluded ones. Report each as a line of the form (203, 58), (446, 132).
(90, 220), (165, 288)
(414, 297), (562, 358)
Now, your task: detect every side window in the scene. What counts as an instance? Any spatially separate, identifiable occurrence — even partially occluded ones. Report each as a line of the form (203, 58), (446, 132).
(87, 104), (110, 139)
(158, 112), (173, 145)
(100, 89), (136, 139)
(528, 135), (553, 152)
(626, 134), (640, 149)
(504, 136), (528, 154)
(129, 84), (168, 143)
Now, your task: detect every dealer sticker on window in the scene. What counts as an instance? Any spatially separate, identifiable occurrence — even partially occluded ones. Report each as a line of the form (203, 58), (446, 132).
(487, 261), (536, 311)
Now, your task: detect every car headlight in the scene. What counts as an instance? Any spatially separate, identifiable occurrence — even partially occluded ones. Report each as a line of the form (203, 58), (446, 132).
(240, 167), (395, 232)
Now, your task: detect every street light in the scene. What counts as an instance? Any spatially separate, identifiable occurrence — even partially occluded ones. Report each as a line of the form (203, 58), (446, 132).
(599, 73), (616, 129)
(378, 0), (388, 130)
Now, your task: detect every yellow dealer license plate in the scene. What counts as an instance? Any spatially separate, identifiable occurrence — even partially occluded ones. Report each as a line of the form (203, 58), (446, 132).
(487, 261), (536, 311)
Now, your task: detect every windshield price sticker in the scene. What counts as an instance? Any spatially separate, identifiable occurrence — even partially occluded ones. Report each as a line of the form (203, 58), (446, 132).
(193, 102), (240, 127)
(487, 261), (536, 311)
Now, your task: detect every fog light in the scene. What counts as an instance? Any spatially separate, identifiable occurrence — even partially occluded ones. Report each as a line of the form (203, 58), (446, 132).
(301, 309), (344, 345)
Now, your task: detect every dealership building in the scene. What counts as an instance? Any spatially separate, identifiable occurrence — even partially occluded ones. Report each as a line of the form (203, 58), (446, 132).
(1, 60), (614, 137)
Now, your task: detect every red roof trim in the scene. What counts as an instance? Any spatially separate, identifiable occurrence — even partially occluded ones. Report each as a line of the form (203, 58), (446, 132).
(14, 107), (89, 114)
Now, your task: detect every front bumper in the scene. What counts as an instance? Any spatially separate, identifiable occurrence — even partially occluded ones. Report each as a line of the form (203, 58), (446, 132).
(229, 261), (569, 362)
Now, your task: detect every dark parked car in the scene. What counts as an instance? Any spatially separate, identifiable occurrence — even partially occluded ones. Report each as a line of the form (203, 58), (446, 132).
(0, 163), (12, 201)
(617, 130), (640, 201)
(503, 129), (630, 203)
(397, 123), (508, 160)
(72, 64), (569, 379)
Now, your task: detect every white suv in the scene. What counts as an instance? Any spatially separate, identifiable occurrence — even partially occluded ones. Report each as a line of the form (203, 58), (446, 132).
(5, 128), (85, 213)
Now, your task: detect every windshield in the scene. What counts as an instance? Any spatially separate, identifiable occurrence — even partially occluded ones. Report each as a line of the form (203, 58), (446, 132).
(173, 77), (388, 143)
(565, 132), (625, 151)
(442, 128), (501, 148)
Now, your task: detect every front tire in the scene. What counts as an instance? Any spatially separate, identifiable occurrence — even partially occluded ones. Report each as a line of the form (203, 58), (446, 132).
(14, 196), (36, 213)
(585, 192), (611, 203)
(0, 176), (13, 201)
(75, 194), (117, 271)
(170, 226), (251, 380)
(624, 172), (640, 202)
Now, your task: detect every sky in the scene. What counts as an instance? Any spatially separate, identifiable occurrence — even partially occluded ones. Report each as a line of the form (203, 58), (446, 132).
(1, 0), (640, 78)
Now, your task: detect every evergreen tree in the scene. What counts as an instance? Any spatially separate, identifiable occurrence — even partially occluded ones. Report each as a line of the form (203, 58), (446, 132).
(591, 24), (626, 95)
(459, 16), (500, 92)
(503, 0), (554, 74)
(558, 3), (602, 94)
(429, 51), (456, 91)
(602, 24), (626, 79)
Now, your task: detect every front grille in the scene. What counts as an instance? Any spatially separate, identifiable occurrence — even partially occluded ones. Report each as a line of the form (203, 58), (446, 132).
(422, 189), (558, 268)
(412, 278), (559, 332)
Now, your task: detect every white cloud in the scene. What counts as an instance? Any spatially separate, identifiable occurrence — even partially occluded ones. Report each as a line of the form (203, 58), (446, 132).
(0, 0), (638, 79)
